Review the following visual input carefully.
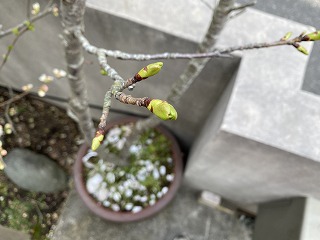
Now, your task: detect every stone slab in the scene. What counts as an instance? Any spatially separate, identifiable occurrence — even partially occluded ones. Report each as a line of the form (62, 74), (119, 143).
(185, 9), (320, 204)
(52, 184), (252, 240)
(0, 225), (30, 240)
(253, 197), (320, 240)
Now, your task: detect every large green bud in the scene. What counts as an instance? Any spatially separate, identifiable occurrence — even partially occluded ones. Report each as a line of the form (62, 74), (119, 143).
(303, 31), (320, 41)
(136, 62), (163, 80)
(147, 99), (178, 120)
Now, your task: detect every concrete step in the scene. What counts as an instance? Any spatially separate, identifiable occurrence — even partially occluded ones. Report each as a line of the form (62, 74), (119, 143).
(0, 225), (30, 240)
(52, 183), (252, 240)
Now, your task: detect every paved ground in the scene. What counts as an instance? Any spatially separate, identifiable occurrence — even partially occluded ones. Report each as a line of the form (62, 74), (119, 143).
(51, 183), (252, 240)
(0, 225), (30, 240)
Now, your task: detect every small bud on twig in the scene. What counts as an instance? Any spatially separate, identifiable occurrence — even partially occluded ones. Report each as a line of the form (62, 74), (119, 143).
(293, 43), (309, 55)
(135, 62), (163, 80)
(38, 84), (49, 97)
(91, 134), (104, 151)
(147, 99), (178, 120)
(31, 3), (41, 15)
(281, 32), (292, 41)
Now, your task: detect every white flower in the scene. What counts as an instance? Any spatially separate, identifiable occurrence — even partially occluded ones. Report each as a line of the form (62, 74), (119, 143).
(111, 204), (120, 212)
(121, 125), (132, 137)
(167, 157), (173, 163)
(37, 84), (49, 97)
(156, 192), (163, 198)
(112, 192), (121, 202)
(152, 169), (160, 180)
(31, 2), (40, 15)
(140, 196), (148, 203)
(125, 203), (133, 211)
(53, 68), (67, 78)
(137, 173), (146, 181)
(119, 171), (125, 177)
(39, 74), (54, 83)
(146, 139), (153, 145)
(129, 145), (141, 154)
(159, 166), (166, 175)
(146, 164), (154, 172)
(86, 173), (103, 194)
(106, 172), (115, 183)
(124, 189), (133, 198)
(21, 83), (33, 92)
(149, 199), (156, 206)
(0, 125), (3, 137)
(132, 206), (143, 213)
(103, 201), (111, 207)
(162, 186), (169, 195)
(166, 174), (174, 182)
(117, 185), (125, 193)
(116, 138), (126, 150)
(150, 194), (156, 200)
(106, 127), (121, 143)
(95, 184), (109, 202)
(133, 195), (141, 201)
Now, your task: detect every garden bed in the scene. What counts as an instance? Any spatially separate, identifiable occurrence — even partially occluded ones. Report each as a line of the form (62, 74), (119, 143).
(0, 86), (82, 239)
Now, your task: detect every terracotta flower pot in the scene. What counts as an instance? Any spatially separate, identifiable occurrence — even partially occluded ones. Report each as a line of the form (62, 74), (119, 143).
(73, 117), (183, 222)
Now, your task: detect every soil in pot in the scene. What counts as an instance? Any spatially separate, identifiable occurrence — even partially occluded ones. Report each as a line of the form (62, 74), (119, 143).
(0, 86), (82, 239)
(75, 118), (183, 222)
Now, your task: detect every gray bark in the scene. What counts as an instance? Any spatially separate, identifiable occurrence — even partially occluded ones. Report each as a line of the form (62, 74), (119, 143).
(60, 0), (94, 144)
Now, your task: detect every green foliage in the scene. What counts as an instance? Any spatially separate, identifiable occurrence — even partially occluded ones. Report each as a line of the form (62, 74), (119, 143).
(24, 21), (35, 31)
(12, 27), (19, 36)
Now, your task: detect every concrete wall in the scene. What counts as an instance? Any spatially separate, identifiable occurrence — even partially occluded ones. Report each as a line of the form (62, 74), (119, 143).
(0, 0), (238, 149)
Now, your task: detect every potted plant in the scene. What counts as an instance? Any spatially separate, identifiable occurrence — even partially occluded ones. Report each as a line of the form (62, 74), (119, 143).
(74, 117), (183, 222)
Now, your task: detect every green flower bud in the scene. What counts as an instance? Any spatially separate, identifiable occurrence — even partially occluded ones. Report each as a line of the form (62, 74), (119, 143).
(303, 31), (320, 41)
(100, 69), (108, 76)
(147, 99), (178, 120)
(295, 44), (309, 55)
(136, 62), (163, 79)
(91, 134), (104, 151)
(281, 32), (292, 41)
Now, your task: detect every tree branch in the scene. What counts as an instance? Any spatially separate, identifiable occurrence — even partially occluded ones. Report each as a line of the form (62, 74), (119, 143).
(227, 1), (256, 13)
(0, 4), (56, 39)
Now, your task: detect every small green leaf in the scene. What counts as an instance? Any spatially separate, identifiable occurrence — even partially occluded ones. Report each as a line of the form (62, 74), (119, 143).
(24, 21), (35, 31)
(7, 45), (13, 51)
(12, 28), (19, 36)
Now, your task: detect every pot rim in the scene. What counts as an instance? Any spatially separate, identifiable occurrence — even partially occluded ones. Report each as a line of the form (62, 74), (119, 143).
(74, 117), (183, 222)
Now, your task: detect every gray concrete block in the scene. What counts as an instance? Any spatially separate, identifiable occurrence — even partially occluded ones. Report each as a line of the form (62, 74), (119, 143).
(253, 197), (320, 240)
(185, 9), (319, 205)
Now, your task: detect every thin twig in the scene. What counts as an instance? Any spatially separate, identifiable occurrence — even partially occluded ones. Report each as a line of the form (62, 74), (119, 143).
(0, 4), (56, 39)
(0, 28), (28, 73)
(0, 91), (30, 108)
(199, 0), (214, 10)
(227, 1), (257, 13)
(75, 30), (308, 62)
